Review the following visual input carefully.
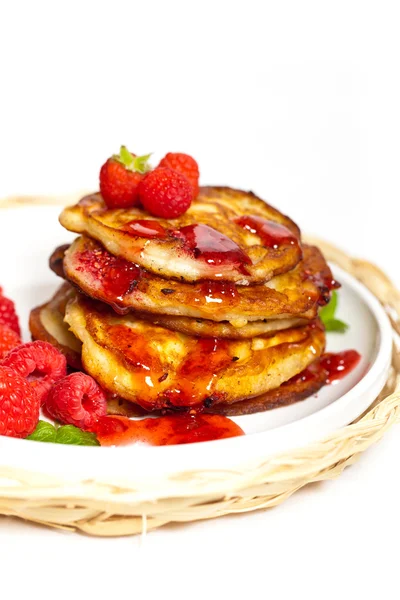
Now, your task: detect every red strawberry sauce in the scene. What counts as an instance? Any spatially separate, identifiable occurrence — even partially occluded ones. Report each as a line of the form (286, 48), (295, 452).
(93, 413), (244, 446)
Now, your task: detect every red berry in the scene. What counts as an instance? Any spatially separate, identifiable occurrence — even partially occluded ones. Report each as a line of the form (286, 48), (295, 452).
(0, 325), (21, 359)
(138, 168), (193, 218)
(158, 153), (200, 197)
(0, 366), (39, 438)
(0, 294), (21, 336)
(45, 372), (107, 430)
(1, 341), (67, 406)
(99, 146), (151, 209)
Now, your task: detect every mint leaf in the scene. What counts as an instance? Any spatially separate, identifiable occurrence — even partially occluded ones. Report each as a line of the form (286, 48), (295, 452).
(27, 420), (57, 442)
(27, 421), (99, 446)
(320, 290), (349, 334)
(324, 319), (349, 333)
(319, 290), (338, 322)
(55, 425), (99, 446)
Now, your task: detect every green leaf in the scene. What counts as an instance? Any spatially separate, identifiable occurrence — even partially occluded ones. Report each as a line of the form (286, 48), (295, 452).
(55, 425), (99, 446)
(27, 420), (57, 442)
(319, 290), (338, 322)
(118, 145), (135, 168)
(132, 153), (152, 174)
(319, 290), (349, 334)
(324, 319), (349, 333)
(113, 146), (152, 174)
(27, 421), (99, 446)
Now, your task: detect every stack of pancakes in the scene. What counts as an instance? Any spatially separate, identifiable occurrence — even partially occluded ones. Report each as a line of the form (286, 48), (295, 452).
(30, 187), (336, 416)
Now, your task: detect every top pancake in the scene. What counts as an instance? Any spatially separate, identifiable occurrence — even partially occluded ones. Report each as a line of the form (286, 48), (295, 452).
(59, 186), (302, 284)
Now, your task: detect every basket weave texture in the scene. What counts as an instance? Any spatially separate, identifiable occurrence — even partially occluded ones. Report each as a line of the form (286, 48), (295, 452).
(0, 195), (399, 537)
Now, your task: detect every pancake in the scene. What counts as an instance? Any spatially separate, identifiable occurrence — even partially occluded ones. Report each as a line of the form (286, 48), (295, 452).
(58, 236), (333, 324)
(59, 187), (303, 284)
(108, 359), (327, 417)
(137, 313), (308, 339)
(29, 283), (83, 370)
(64, 294), (326, 411)
(29, 284), (327, 416)
(207, 359), (327, 415)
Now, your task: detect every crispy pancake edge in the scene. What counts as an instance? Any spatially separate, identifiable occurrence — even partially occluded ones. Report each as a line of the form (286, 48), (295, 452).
(29, 283), (83, 370)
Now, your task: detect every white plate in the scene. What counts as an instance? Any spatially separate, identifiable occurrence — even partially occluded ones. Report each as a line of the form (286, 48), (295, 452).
(0, 206), (393, 484)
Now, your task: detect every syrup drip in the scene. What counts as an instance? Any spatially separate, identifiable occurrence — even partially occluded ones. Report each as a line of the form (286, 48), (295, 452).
(288, 361), (323, 384)
(289, 349), (361, 388)
(176, 224), (251, 273)
(161, 338), (232, 407)
(100, 324), (159, 397)
(200, 280), (239, 305)
(77, 249), (141, 300)
(235, 215), (299, 249)
(320, 350), (361, 384)
(100, 324), (232, 410)
(93, 413), (244, 446)
(122, 220), (167, 238)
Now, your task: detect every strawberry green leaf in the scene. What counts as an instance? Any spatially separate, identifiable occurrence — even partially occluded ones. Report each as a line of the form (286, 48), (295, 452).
(114, 146), (152, 174)
(27, 420), (57, 442)
(132, 153), (152, 174)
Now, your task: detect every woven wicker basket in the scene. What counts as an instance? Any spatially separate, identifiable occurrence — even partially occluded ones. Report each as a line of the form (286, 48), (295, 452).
(0, 194), (399, 537)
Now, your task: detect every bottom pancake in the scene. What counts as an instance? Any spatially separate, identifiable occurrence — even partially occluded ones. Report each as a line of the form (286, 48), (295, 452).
(105, 359), (327, 417)
(64, 294), (326, 411)
(30, 284), (327, 416)
(29, 283), (83, 370)
(207, 359), (327, 415)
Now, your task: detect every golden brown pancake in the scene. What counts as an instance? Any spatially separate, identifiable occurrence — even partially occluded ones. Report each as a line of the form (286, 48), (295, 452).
(108, 359), (327, 417)
(64, 294), (326, 411)
(207, 359), (327, 415)
(59, 187), (303, 284)
(29, 283), (83, 370)
(136, 313), (308, 339)
(29, 284), (327, 417)
(56, 237), (333, 324)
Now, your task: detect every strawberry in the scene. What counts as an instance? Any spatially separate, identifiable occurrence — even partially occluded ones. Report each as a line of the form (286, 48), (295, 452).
(0, 325), (21, 359)
(0, 366), (40, 438)
(45, 372), (107, 430)
(0, 294), (21, 336)
(158, 152), (200, 197)
(99, 146), (152, 209)
(138, 167), (193, 218)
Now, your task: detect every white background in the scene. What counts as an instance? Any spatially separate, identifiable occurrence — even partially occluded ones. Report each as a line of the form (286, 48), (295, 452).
(1, 1), (400, 599)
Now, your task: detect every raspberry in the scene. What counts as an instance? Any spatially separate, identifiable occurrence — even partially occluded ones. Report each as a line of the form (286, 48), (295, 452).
(1, 341), (67, 405)
(0, 294), (21, 336)
(100, 146), (151, 209)
(45, 372), (107, 429)
(158, 153), (200, 197)
(0, 325), (21, 359)
(138, 168), (193, 218)
(0, 366), (39, 438)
